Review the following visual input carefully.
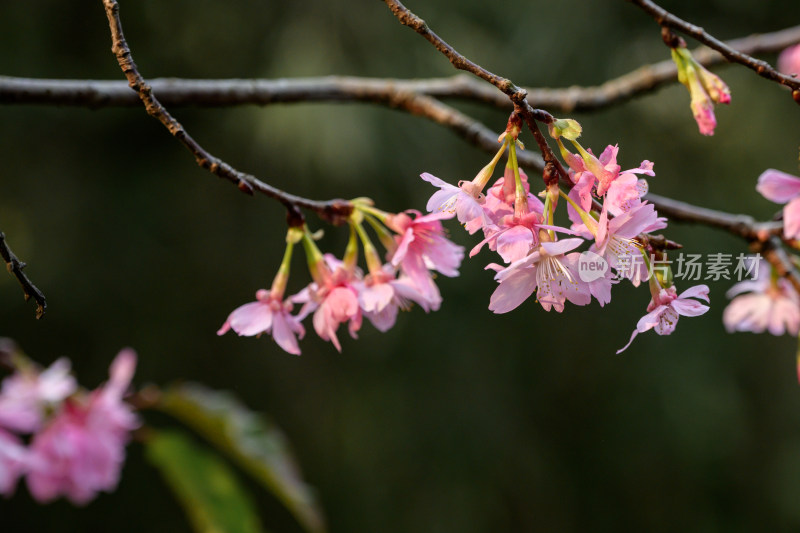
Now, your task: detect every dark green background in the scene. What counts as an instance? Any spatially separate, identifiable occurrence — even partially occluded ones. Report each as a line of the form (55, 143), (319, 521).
(2, 1), (800, 531)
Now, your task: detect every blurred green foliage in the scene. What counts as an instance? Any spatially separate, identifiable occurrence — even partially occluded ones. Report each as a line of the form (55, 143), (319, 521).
(1, 1), (800, 532)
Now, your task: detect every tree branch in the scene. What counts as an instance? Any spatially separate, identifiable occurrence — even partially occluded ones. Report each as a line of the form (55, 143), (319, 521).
(3, 25), (797, 112)
(630, 0), (800, 95)
(0, 232), (46, 319)
(101, 0), (352, 225)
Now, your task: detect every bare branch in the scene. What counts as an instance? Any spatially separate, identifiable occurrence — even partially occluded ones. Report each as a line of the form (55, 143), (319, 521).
(630, 0), (800, 95)
(0, 232), (46, 319)
(101, 0), (352, 225)
(3, 24), (797, 112)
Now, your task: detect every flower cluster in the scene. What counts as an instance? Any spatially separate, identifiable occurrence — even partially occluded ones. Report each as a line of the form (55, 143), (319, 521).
(219, 212), (464, 354)
(419, 115), (710, 352)
(0, 349), (138, 504)
(723, 259), (800, 337)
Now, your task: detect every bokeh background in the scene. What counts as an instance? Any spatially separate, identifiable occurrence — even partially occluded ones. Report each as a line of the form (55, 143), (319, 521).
(2, 0), (800, 531)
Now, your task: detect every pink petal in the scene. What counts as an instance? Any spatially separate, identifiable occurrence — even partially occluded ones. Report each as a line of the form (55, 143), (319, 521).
(654, 307), (680, 335)
(677, 284), (710, 303)
(496, 226), (534, 263)
(784, 196), (800, 240)
(540, 238), (584, 256)
(488, 268), (538, 314)
(272, 313), (302, 355)
(670, 298), (709, 317)
(225, 301), (274, 337)
(756, 169), (800, 203)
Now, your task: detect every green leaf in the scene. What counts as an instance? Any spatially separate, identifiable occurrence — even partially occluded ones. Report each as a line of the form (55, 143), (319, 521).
(157, 383), (326, 533)
(146, 429), (266, 533)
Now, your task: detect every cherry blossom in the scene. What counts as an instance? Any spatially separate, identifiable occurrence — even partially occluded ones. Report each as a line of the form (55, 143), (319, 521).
(488, 238), (590, 313)
(618, 284), (710, 353)
(723, 261), (800, 336)
(0, 358), (77, 434)
(26, 349), (139, 505)
(386, 210), (464, 302)
(217, 289), (305, 356)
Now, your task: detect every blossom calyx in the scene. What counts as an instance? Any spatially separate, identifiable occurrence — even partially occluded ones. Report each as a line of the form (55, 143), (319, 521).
(547, 119), (582, 141)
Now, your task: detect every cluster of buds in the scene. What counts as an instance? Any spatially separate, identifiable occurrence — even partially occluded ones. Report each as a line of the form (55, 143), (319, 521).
(218, 207), (464, 353)
(0, 346), (138, 504)
(667, 31), (731, 136)
(418, 115), (710, 352)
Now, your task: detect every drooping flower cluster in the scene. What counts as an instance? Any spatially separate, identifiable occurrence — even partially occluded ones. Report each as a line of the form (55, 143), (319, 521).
(0, 348), (139, 504)
(723, 257), (800, 382)
(670, 45), (731, 136)
(418, 115), (709, 352)
(218, 210), (464, 354)
(723, 259), (800, 337)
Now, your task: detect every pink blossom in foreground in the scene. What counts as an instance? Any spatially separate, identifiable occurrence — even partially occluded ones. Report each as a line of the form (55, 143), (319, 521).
(26, 349), (139, 505)
(0, 428), (27, 496)
(756, 169), (800, 240)
(618, 284), (710, 353)
(778, 44), (800, 75)
(387, 210), (464, 302)
(0, 358), (77, 434)
(217, 289), (305, 355)
(489, 238), (591, 313)
(723, 262), (800, 336)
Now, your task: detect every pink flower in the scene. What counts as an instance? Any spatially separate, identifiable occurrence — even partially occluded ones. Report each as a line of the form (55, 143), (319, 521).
(26, 349), (139, 505)
(756, 169), (800, 240)
(420, 172), (487, 231)
(778, 44), (800, 76)
(357, 268), (436, 332)
(387, 210), (464, 302)
(489, 238), (590, 313)
(618, 284), (710, 353)
(469, 212), (545, 263)
(0, 358), (77, 434)
(604, 168), (652, 217)
(294, 256), (363, 352)
(593, 203), (665, 277)
(217, 289), (305, 356)
(723, 261), (800, 336)
(0, 428), (27, 497)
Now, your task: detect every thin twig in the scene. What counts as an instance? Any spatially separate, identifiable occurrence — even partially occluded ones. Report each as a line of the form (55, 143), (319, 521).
(101, 0), (351, 225)
(630, 0), (800, 94)
(0, 232), (46, 319)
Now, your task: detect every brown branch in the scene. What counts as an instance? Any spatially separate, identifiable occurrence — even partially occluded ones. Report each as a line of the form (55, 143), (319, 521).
(630, 0), (800, 95)
(0, 232), (46, 319)
(645, 193), (800, 293)
(101, 0), (351, 225)
(3, 23), (798, 113)
(382, 0), (523, 98)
